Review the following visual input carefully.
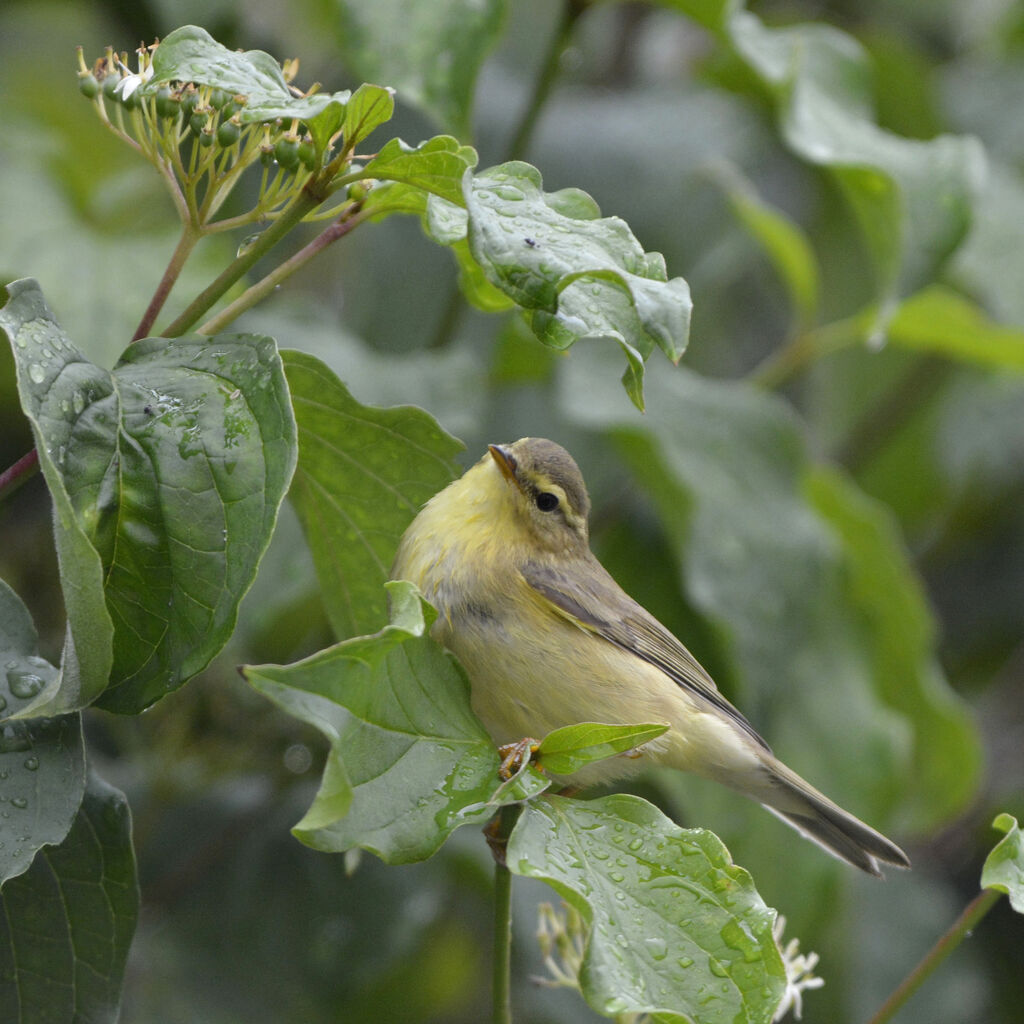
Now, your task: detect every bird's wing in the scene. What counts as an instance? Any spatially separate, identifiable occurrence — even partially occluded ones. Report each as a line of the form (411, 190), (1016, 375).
(522, 558), (771, 752)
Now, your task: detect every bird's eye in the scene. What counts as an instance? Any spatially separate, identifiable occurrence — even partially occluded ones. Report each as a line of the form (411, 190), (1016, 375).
(535, 491), (559, 512)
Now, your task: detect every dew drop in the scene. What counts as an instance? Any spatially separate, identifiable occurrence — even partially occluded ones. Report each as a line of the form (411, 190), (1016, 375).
(644, 936), (668, 961)
(708, 956), (729, 978)
(28, 363), (45, 384)
(10, 797), (27, 810)
(7, 670), (45, 699)
(678, 956), (694, 969)
(73, 391), (85, 414)
(23, 756), (39, 772)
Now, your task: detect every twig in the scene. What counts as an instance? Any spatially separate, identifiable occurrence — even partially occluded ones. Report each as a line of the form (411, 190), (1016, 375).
(866, 888), (1002, 1024)
(506, 0), (588, 161)
(0, 448), (40, 502)
(197, 202), (366, 335)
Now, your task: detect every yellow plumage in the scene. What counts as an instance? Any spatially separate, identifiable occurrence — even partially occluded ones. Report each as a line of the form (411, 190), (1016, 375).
(391, 437), (909, 876)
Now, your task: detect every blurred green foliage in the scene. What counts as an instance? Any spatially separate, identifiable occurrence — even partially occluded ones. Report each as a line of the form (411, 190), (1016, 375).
(1, 0), (1024, 1021)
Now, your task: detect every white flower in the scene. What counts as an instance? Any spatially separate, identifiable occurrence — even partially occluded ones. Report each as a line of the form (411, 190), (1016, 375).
(114, 49), (154, 100)
(772, 915), (825, 1021)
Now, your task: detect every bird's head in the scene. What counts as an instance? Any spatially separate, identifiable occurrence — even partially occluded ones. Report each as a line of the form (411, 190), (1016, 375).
(483, 437), (591, 555)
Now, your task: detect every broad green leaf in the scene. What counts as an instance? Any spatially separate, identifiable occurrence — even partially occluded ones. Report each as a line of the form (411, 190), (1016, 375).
(711, 161), (819, 326)
(361, 135), (478, 206)
(244, 582), (549, 864)
(662, 0), (983, 327)
(143, 24), (351, 125)
(465, 162), (692, 409)
(341, 83), (395, 150)
(508, 794), (787, 1023)
(320, 0), (505, 139)
(1, 279), (114, 714)
(0, 772), (138, 1023)
(282, 350), (463, 640)
(2, 279), (297, 714)
(886, 286), (1024, 370)
(536, 722), (669, 778)
(807, 467), (980, 830)
(981, 814), (1024, 914)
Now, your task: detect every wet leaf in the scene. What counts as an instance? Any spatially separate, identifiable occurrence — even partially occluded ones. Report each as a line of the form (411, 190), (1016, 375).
(465, 162), (692, 409)
(143, 24), (351, 125)
(2, 279), (296, 714)
(508, 793), (786, 1023)
(0, 772), (138, 1023)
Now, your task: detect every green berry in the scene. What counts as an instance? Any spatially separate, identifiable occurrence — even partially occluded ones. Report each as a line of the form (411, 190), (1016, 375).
(102, 73), (121, 99)
(298, 139), (317, 171)
(180, 87), (199, 116)
(217, 119), (241, 147)
(155, 86), (178, 119)
(274, 136), (300, 171)
(189, 110), (208, 136)
(78, 73), (99, 99)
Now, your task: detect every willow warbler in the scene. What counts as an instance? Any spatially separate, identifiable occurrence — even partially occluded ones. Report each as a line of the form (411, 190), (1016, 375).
(391, 437), (909, 876)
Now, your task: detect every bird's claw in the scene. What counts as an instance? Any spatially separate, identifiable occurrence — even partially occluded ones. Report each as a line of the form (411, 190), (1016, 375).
(498, 737), (540, 780)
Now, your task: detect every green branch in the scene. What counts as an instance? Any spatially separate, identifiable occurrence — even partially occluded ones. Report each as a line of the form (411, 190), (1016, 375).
(867, 888), (1002, 1024)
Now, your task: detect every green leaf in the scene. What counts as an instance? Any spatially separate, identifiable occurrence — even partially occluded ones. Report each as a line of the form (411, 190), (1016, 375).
(320, 0), (505, 138)
(0, 582), (86, 881)
(282, 350), (463, 640)
(663, 0), (983, 327)
(361, 135), (478, 206)
(807, 467), (981, 830)
(143, 24), (351, 125)
(341, 83), (395, 149)
(1, 279), (114, 714)
(0, 715), (85, 884)
(243, 582), (549, 864)
(2, 279), (297, 714)
(710, 161), (819, 326)
(886, 286), (1024, 371)
(536, 722), (669, 778)
(507, 793), (786, 1023)
(981, 814), (1024, 914)
(465, 162), (692, 409)
(0, 771), (138, 1023)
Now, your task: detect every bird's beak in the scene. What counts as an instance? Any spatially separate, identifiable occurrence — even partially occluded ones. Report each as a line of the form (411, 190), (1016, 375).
(488, 444), (522, 491)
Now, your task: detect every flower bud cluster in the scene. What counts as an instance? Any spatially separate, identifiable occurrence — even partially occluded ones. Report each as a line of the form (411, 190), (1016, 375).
(76, 41), (326, 230)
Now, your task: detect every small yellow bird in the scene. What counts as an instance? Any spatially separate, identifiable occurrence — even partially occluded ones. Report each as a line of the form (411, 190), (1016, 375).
(391, 437), (909, 876)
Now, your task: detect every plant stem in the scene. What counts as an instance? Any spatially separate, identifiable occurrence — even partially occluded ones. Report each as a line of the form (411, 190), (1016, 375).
(487, 804), (522, 1024)
(0, 448), (40, 502)
(132, 224), (201, 341)
(506, 0), (588, 161)
(749, 314), (865, 389)
(197, 203), (366, 335)
(493, 856), (514, 1024)
(867, 888), (1002, 1024)
(161, 183), (324, 338)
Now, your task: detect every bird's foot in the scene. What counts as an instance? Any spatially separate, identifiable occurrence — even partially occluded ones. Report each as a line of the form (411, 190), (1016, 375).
(497, 737), (540, 780)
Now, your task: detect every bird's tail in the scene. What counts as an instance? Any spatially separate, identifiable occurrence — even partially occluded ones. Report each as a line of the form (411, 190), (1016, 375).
(749, 755), (910, 877)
